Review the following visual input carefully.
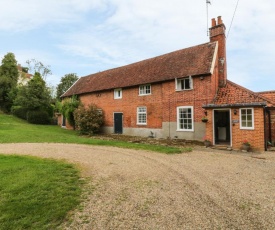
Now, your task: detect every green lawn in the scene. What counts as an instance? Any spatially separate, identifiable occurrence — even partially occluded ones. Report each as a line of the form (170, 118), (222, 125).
(0, 155), (82, 230)
(0, 113), (185, 154)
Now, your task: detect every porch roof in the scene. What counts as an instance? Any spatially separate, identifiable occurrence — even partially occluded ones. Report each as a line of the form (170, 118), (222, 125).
(204, 80), (275, 108)
(203, 102), (267, 109)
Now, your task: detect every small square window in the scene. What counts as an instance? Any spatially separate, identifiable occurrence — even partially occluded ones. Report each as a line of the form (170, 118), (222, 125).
(139, 85), (151, 95)
(176, 77), (192, 91)
(114, 88), (122, 99)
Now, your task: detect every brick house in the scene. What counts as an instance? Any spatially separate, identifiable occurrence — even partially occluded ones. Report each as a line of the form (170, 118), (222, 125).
(62, 16), (275, 151)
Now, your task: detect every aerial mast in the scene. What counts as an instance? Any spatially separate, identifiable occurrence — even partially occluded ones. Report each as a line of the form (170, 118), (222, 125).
(206, 0), (211, 36)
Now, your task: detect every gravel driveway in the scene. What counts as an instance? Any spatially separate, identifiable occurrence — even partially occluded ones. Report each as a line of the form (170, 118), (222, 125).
(0, 143), (274, 229)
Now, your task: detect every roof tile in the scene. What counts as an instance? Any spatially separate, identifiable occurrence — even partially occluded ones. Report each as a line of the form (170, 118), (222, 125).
(62, 42), (216, 97)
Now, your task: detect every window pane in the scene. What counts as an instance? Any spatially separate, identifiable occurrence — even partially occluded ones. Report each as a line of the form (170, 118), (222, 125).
(184, 78), (190, 89)
(137, 107), (146, 124)
(241, 108), (253, 129)
(178, 107), (192, 130)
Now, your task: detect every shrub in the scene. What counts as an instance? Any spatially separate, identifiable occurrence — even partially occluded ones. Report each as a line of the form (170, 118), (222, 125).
(60, 96), (80, 128)
(27, 110), (50, 124)
(74, 104), (104, 135)
(11, 106), (28, 120)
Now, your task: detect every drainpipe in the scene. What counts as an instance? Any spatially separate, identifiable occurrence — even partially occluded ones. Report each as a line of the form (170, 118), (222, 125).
(263, 106), (267, 151)
(168, 93), (171, 139)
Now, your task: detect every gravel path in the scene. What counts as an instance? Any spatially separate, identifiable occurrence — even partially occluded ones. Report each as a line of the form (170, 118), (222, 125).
(1, 143), (275, 229)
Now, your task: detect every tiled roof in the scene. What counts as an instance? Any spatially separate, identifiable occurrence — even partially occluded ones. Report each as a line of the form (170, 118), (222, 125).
(206, 80), (275, 107)
(62, 42), (217, 97)
(257, 91), (275, 104)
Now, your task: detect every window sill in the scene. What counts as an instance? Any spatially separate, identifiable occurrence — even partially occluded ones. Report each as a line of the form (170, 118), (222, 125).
(137, 123), (147, 126)
(240, 127), (254, 130)
(138, 94), (151, 96)
(176, 129), (194, 132)
(175, 89), (192, 92)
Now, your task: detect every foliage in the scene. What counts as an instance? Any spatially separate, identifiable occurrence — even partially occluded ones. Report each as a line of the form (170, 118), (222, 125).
(12, 72), (52, 123)
(26, 59), (52, 80)
(0, 52), (19, 112)
(242, 140), (250, 146)
(56, 73), (78, 99)
(74, 104), (104, 135)
(60, 96), (80, 127)
(27, 110), (50, 124)
(0, 155), (82, 229)
(11, 106), (28, 120)
(0, 113), (183, 154)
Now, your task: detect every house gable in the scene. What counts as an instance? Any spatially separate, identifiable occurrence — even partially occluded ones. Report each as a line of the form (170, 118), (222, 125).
(204, 80), (275, 108)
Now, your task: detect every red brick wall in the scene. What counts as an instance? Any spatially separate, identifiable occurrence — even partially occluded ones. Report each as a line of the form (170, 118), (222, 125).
(205, 107), (265, 151)
(232, 107), (265, 151)
(79, 75), (216, 133)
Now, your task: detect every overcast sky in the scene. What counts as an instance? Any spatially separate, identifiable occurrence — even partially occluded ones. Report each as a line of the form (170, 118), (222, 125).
(0, 0), (274, 92)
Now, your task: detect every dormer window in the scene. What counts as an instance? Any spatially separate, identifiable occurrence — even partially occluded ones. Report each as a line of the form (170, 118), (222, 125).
(114, 88), (122, 99)
(176, 76), (193, 91)
(139, 84), (151, 95)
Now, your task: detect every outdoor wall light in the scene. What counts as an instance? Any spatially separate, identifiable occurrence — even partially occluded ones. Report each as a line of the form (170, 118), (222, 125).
(204, 110), (208, 116)
(234, 109), (237, 115)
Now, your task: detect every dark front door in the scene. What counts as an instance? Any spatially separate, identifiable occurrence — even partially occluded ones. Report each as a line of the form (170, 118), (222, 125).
(214, 110), (231, 145)
(114, 113), (123, 134)
(62, 115), (66, 126)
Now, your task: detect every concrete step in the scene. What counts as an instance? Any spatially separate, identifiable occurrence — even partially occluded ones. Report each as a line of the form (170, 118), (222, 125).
(212, 145), (232, 151)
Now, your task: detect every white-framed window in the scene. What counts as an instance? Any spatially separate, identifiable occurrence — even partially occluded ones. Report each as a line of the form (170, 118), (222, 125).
(137, 107), (147, 125)
(240, 108), (254, 129)
(177, 106), (194, 131)
(176, 76), (193, 91)
(139, 84), (151, 95)
(114, 88), (122, 99)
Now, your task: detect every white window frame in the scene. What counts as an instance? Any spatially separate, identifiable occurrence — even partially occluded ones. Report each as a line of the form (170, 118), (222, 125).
(175, 76), (193, 91)
(114, 88), (122, 99)
(139, 84), (151, 96)
(137, 107), (147, 125)
(177, 106), (194, 131)
(240, 108), (254, 130)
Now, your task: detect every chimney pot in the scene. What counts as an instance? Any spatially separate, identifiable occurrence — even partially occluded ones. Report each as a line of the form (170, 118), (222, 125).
(217, 16), (223, 25)
(211, 18), (216, 27)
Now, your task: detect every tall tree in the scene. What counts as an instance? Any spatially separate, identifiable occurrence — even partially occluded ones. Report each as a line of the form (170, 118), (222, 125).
(0, 52), (19, 112)
(13, 72), (51, 112)
(26, 59), (52, 81)
(56, 73), (78, 99)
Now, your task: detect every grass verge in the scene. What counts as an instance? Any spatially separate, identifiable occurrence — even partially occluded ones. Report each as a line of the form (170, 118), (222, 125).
(0, 114), (187, 154)
(0, 154), (82, 230)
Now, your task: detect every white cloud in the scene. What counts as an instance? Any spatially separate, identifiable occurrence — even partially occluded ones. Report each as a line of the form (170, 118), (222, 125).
(0, 0), (107, 31)
(0, 0), (274, 91)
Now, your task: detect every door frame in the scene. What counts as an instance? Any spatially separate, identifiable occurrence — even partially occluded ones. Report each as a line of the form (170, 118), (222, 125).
(114, 112), (123, 134)
(212, 109), (232, 146)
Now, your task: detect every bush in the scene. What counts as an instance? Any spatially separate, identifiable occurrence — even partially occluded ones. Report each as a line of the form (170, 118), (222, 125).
(11, 106), (28, 120)
(27, 110), (50, 124)
(60, 96), (80, 128)
(74, 104), (104, 135)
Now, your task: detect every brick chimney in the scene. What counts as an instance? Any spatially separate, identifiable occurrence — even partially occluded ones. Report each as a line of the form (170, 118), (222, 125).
(209, 16), (227, 87)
